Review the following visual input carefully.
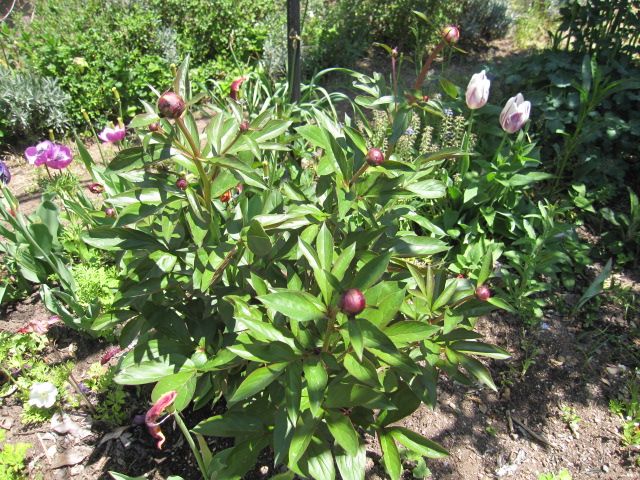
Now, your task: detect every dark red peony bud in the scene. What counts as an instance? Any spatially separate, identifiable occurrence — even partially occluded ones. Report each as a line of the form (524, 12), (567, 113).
(239, 120), (250, 132)
(87, 182), (104, 194)
(149, 122), (161, 132)
(105, 207), (116, 218)
(442, 24), (460, 44)
(456, 273), (465, 279)
(422, 95), (430, 103)
(340, 288), (366, 315)
(176, 178), (188, 190)
(220, 190), (232, 203)
(229, 77), (247, 101)
(157, 91), (186, 119)
(366, 148), (385, 167)
(475, 285), (491, 302)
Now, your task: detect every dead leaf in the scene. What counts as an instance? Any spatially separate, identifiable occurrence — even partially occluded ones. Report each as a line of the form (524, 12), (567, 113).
(51, 447), (92, 469)
(99, 426), (130, 446)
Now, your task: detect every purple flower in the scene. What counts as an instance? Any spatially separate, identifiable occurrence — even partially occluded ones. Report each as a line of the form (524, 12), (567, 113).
(24, 142), (73, 170)
(98, 124), (126, 143)
(0, 160), (11, 185)
(46, 144), (74, 170)
(499, 93), (531, 134)
(25, 141), (54, 166)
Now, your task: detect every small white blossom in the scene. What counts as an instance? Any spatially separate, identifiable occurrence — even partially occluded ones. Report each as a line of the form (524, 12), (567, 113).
(28, 382), (58, 409)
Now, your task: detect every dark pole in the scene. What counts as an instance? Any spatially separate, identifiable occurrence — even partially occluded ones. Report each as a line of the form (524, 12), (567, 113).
(287, 0), (301, 103)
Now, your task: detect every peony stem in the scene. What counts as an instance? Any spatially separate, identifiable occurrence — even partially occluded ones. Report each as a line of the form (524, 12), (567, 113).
(413, 41), (445, 92)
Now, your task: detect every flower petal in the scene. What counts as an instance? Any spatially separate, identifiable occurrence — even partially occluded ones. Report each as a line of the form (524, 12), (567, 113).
(145, 391), (178, 449)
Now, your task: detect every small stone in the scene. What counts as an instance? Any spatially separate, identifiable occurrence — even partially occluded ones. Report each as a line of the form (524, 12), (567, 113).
(259, 466), (269, 475)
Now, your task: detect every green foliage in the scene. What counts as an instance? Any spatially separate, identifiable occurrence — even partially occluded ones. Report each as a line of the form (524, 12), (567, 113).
(36, 171), (80, 198)
(84, 363), (132, 426)
(0, 431), (31, 480)
(0, 66), (70, 143)
(553, 0), (640, 60)
(458, 0), (513, 45)
(538, 469), (572, 480)
(609, 373), (640, 450)
(71, 263), (118, 309)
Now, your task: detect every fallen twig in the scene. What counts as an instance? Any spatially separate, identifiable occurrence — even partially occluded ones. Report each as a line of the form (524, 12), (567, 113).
(511, 416), (553, 449)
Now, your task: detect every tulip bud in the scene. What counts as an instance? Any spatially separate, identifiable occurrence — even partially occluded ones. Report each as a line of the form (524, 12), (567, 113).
(340, 288), (366, 315)
(499, 93), (531, 134)
(87, 183), (104, 194)
(157, 91), (186, 119)
(239, 120), (250, 133)
(475, 285), (491, 302)
(105, 207), (116, 218)
(220, 190), (232, 203)
(176, 178), (188, 190)
(366, 148), (385, 166)
(442, 25), (460, 44)
(465, 70), (490, 110)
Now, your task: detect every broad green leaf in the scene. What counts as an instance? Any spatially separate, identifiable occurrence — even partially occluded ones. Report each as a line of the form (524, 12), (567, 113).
(326, 412), (360, 456)
(258, 291), (326, 322)
(450, 341), (510, 359)
(316, 223), (334, 271)
(228, 363), (287, 404)
(379, 430), (402, 480)
(477, 247), (493, 286)
(384, 321), (439, 347)
(288, 411), (320, 469)
(458, 354), (497, 391)
(335, 443), (366, 480)
(332, 243), (356, 281)
(115, 357), (195, 385)
(151, 370), (197, 412)
(351, 252), (392, 290)
(432, 279), (459, 311)
(404, 179), (446, 199)
(303, 357), (328, 418)
(82, 227), (165, 251)
(389, 427), (448, 458)
(247, 220), (272, 257)
(193, 412), (266, 437)
(389, 236), (449, 257)
(343, 353), (378, 386)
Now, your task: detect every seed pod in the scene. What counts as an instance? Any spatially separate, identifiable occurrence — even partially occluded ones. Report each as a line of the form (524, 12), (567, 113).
(340, 288), (366, 315)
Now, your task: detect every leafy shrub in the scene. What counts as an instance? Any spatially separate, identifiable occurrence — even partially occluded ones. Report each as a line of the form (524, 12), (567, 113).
(458, 0), (513, 45)
(0, 67), (70, 143)
(0, 430), (31, 480)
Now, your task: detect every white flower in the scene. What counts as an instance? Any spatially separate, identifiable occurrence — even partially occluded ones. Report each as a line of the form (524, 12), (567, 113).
(499, 93), (531, 134)
(28, 382), (58, 409)
(465, 70), (490, 110)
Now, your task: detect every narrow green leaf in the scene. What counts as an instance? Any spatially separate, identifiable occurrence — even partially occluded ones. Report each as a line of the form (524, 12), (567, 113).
(379, 430), (402, 480)
(389, 427), (448, 458)
(352, 252), (392, 290)
(326, 412), (360, 456)
(450, 341), (510, 359)
(303, 357), (328, 418)
(258, 291), (326, 322)
(228, 363), (287, 404)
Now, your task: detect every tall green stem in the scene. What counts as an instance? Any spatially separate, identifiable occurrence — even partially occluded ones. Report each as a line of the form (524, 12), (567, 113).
(174, 412), (208, 479)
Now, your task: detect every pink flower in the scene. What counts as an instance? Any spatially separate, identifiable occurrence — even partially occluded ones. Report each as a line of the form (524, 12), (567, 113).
(46, 144), (74, 169)
(466, 70), (490, 110)
(25, 142), (73, 170)
(229, 77), (247, 101)
(145, 391), (178, 449)
(98, 124), (126, 143)
(25, 141), (53, 166)
(499, 93), (531, 134)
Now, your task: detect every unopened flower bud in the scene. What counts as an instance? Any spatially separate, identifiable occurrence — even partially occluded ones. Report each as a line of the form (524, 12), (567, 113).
(105, 207), (116, 218)
(239, 120), (250, 132)
(176, 178), (188, 190)
(442, 25), (460, 44)
(366, 148), (385, 166)
(475, 285), (491, 302)
(149, 122), (161, 132)
(157, 91), (186, 119)
(340, 288), (366, 315)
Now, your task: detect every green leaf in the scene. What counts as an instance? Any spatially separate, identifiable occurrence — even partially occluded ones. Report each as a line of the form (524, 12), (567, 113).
(379, 430), (402, 480)
(151, 370), (197, 412)
(458, 354), (497, 391)
(335, 443), (366, 480)
(439, 77), (459, 99)
(450, 341), (510, 359)
(332, 243), (356, 281)
(288, 411), (319, 469)
(351, 252), (392, 290)
(303, 357), (328, 418)
(228, 363), (287, 405)
(300, 437), (336, 480)
(193, 412), (265, 437)
(114, 357), (195, 385)
(347, 319), (364, 361)
(388, 427), (448, 458)
(316, 223), (334, 271)
(477, 247), (493, 286)
(247, 220), (273, 257)
(404, 179), (446, 199)
(258, 291), (326, 322)
(432, 279), (459, 311)
(109, 473), (147, 480)
(487, 296), (516, 313)
(384, 321), (439, 347)
(574, 258), (612, 312)
(343, 353), (379, 386)
(82, 227), (165, 252)
(326, 412), (360, 456)
(389, 236), (449, 257)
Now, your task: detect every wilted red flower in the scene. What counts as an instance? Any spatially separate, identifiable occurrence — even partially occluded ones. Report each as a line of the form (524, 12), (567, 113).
(145, 391), (178, 449)
(229, 77), (247, 101)
(220, 190), (232, 203)
(87, 183), (104, 194)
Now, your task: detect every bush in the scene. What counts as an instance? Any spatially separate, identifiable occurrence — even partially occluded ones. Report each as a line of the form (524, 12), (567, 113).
(458, 0), (513, 45)
(0, 67), (70, 143)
